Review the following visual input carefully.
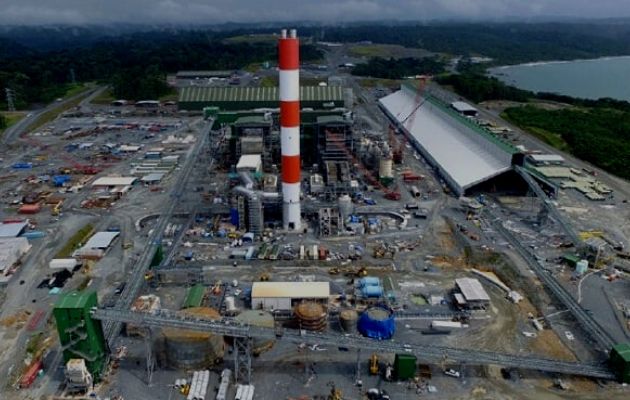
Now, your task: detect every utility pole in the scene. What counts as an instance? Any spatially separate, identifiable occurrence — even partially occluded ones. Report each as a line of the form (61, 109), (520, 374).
(5, 88), (15, 111)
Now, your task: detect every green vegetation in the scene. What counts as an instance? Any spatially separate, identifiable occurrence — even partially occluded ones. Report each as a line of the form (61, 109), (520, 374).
(0, 30), (322, 105)
(304, 22), (630, 65)
(357, 78), (401, 89)
(224, 34), (277, 44)
(436, 73), (530, 103)
(503, 105), (630, 180)
(150, 244), (164, 268)
(56, 224), (95, 258)
(352, 57), (445, 79)
(0, 112), (25, 136)
(91, 88), (116, 105)
(348, 44), (428, 59)
(30, 88), (93, 131)
(259, 76), (277, 88)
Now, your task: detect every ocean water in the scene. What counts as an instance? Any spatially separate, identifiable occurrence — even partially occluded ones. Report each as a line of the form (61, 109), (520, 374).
(488, 56), (630, 102)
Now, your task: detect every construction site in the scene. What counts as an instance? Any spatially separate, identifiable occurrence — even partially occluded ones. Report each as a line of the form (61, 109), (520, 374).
(0, 28), (629, 400)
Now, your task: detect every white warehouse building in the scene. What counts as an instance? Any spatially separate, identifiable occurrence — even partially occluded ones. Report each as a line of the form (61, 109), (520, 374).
(251, 282), (330, 310)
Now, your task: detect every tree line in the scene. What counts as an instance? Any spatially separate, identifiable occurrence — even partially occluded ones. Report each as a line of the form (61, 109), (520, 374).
(0, 30), (322, 106)
(351, 56), (445, 79)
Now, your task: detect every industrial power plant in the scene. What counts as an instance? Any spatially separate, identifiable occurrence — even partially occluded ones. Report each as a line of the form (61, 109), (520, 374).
(0, 22), (628, 400)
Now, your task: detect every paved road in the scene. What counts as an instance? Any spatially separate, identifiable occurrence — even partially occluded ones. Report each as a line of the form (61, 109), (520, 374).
(1, 85), (105, 145)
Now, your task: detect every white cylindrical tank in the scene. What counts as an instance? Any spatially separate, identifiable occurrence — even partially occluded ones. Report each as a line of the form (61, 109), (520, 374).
(225, 296), (236, 312)
(338, 194), (353, 220)
(378, 157), (393, 179)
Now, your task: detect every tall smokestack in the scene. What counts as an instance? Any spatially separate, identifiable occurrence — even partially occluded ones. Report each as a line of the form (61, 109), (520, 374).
(279, 28), (301, 230)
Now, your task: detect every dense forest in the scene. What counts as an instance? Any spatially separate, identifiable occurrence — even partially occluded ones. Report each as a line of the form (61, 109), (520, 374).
(351, 56), (444, 79)
(306, 22), (630, 65)
(0, 113), (6, 130)
(0, 30), (322, 106)
(503, 106), (630, 180)
(436, 73), (531, 103)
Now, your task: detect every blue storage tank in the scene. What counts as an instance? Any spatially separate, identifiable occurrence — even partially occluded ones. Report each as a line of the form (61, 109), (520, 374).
(358, 307), (395, 340)
(362, 285), (383, 298)
(358, 277), (380, 287)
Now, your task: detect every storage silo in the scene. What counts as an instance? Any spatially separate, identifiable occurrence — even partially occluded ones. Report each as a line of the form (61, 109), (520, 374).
(163, 307), (225, 369)
(358, 306), (395, 340)
(338, 194), (353, 220)
(378, 157), (393, 179)
(235, 310), (275, 356)
(294, 301), (328, 331)
(339, 309), (358, 333)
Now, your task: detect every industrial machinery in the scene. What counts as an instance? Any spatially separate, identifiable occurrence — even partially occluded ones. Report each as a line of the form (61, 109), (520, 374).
(327, 382), (342, 400)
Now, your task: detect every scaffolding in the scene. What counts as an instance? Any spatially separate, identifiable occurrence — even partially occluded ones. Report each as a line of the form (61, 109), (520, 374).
(319, 207), (341, 237)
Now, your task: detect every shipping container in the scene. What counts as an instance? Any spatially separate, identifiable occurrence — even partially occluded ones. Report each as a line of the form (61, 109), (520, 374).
(19, 204), (41, 214)
(430, 320), (463, 329)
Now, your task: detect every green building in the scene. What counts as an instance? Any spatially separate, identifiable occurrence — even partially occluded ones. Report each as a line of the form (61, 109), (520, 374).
(53, 291), (108, 380)
(610, 343), (630, 383)
(394, 354), (417, 380)
(178, 86), (345, 111)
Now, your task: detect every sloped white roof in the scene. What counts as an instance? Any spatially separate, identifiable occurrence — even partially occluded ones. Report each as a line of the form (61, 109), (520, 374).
(379, 88), (511, 192)
(83, 231), (119, 249)
(0, 222), (27, 238)
(455, 278), (490, 301)
(92, 177), (137, 186)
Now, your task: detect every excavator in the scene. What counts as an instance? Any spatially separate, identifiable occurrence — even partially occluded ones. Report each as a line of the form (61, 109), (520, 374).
(328, 266), (368, 277)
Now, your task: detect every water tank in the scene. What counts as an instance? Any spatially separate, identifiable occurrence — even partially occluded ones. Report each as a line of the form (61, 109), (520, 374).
(358, 307), (395, 340)
(338, 194), (354, 220)
(361, 285), (383, 298)
(294, 302), (328, 331)
(235, 310), (276, 356)
(339, 309), (358, 333)
(378, 157), (393, 179)
(163, 307), (225, 369)
(358, 277), (380, 287)
(410, 185), (421, 198)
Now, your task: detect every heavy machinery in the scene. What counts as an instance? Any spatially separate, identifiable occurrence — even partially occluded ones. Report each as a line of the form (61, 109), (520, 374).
(327, 382), (342, 400)
(329, 266), (368, 277)
(369, 353), (379, 375)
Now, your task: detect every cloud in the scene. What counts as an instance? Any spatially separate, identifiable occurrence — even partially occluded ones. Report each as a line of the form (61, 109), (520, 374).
(0, 0), (628, 25)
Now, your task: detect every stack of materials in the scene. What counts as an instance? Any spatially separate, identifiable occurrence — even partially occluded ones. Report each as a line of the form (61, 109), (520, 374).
(187, 370), (210, 400)
(235, 384), (255, 400)
(216, 369), (231, 400)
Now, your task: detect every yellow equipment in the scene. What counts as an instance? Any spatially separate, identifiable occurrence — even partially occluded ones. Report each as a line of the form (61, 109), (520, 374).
(51, 200), (63, 216)
(369, 353), (379, 375)
(259, 273), (270, 281)
(327, 382), (342, 400)
(580, 230), (604, 240)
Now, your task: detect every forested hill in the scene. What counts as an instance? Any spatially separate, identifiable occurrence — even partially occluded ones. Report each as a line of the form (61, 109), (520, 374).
(0, 30), (322, 106)
(303, 22), (630, 64)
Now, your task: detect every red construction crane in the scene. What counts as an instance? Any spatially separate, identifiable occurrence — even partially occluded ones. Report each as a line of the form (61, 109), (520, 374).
(391, 76), (430, 164)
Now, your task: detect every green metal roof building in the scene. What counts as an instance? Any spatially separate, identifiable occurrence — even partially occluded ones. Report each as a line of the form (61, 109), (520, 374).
(53, 291), (108, 380)
(179, 86), (345, 111)
(610, 343), (630, 383)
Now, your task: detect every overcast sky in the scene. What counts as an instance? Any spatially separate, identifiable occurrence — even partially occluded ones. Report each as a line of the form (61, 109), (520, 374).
(0, 0), (628, 25)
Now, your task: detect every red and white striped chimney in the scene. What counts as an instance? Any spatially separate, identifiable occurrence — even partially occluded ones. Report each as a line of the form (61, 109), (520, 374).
(279, 28), (301, 230)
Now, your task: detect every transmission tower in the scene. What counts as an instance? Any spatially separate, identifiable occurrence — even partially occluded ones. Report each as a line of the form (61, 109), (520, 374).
(70, 68), (76, 84)
(5, 88), (15, 112)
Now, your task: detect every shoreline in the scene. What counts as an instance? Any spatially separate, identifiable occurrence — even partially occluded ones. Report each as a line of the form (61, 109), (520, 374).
(489, 54), (630, 70)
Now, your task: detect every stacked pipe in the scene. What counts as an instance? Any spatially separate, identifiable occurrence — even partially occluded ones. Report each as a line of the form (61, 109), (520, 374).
(186, 370), (210, 400)
(279, 28), (301, 230)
